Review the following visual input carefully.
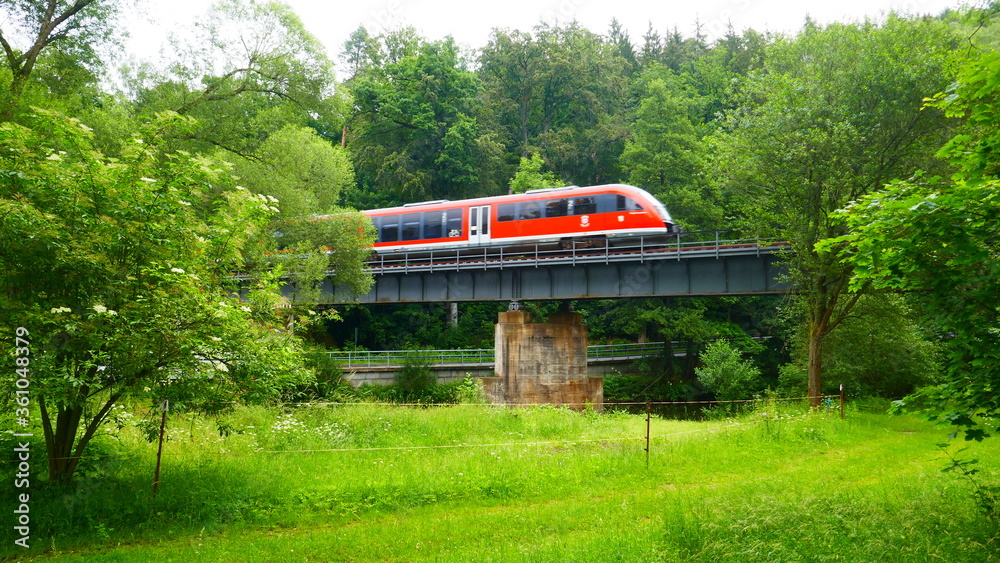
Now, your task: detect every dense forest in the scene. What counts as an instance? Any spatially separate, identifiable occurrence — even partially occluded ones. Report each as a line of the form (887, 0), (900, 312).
(4, 0), (1000, 483)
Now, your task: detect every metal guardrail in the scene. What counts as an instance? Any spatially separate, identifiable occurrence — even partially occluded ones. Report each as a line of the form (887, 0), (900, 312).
(329, 342), (677, 369)
(366, 230), (787, 275)
(328, 337), (772, 369)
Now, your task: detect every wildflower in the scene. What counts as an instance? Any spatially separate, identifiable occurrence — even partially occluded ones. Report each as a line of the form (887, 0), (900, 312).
(267, 195), (279, 203)
(178, 200), (192, 206)
(50, 306), (72, 314)
(171, 267), (185, 274)
(140, 177), (156, 182)
(92, 304), (107, 314)
(241, 306), (252, 313)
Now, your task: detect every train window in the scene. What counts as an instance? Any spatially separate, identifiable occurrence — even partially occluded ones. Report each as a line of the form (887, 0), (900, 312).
(545, 199), (568, 218)
(402, 213), (421, 241)
(446, 208), (463, 237)
(616, 195), (643, 211)
(596, 194), (618, 213)
(573, 197), (597, 215)
(498, 203), (515, 222)
(519, 201), (542, 220)
(423, 211), (443, 239)
(379, 215), (399, 243)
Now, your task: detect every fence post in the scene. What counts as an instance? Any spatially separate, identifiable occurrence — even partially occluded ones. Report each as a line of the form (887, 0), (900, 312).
(153, 400), (168, 499)
(840, 384), (845, 420)
(645, 400), (651, 469)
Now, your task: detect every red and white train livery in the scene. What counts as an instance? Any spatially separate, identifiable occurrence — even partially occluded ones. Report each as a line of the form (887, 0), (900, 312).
(363, 184), (677, 253)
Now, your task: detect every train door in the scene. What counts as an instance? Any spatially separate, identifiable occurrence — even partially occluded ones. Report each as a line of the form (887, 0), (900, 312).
(469, 205), (492, 246)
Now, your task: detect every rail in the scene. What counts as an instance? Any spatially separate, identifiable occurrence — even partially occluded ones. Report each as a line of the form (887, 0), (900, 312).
(365, 230), (787, 275)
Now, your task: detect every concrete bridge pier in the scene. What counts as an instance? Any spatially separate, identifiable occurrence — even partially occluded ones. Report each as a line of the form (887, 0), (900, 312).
(479, 309), (603, 411)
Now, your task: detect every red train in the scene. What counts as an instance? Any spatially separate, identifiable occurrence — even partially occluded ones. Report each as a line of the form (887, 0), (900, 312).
(363, 184), (677, 253)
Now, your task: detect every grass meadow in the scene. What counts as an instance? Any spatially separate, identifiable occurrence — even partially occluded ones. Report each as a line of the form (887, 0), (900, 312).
(2, 398), (999, 562)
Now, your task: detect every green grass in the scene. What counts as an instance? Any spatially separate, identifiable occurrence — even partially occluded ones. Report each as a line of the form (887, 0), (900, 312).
(2, 400), (999, 561)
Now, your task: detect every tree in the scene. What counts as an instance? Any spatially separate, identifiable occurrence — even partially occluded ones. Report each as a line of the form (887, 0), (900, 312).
(0, 109), (369, 483)
(712, 17), (957, 405)
(0, 0), (120, 121)
(508, 152), (561, 193)
(696, 340), (764, 402)
(126, 0), (343, 159)
(478, 23), (632, 185)
(828, 48), (1000, 440)
(232, 124), (355, 220)
(781, 294), (940, 398)
(340, 25), (378, 79)
(620, 72), (721, 231)
(348, 32), (502, 205)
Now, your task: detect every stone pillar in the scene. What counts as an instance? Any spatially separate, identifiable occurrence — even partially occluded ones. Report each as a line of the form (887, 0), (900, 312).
(479, 310), (603, 411)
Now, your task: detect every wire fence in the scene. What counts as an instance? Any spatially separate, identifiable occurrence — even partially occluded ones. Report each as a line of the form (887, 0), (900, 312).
(2, 393), (845, 465)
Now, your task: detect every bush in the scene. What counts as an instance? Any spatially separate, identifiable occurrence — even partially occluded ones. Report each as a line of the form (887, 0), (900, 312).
(695, 340), (764, 402)
(395, 352), (437, 401)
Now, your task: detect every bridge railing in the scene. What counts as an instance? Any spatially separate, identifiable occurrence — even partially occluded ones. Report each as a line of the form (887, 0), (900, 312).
(586, 342), (678, 360)
(328, 337), (770, 369)
(367, 229), (786, 274)
(328, 348), (496, 368)
(329, 342), (672, 368)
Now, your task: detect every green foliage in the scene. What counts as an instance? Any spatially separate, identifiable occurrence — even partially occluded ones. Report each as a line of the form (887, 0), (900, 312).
(478, 23), (631, 185)
(126, 0), (342, 160)
(779, 294), (941, 399)
(602, 371), (694, 403)
(695, 340), (764, 402)
(712, 17), (958, 402)
(0, 0), (120, 120)
(0, 109), (313, 482)
(232, 124), (355, 219)
(508, 152), (561, 193)
(620, 71), (721, 231)
(829, 49), (1000, 441)
(394, 352), (437, 401)
(347, 32), (501, 205)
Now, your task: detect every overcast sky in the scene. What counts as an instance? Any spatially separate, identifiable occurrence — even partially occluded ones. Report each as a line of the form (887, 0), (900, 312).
(123, 0), (978, 74)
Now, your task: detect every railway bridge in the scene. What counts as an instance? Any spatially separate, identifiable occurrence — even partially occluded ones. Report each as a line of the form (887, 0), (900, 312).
(296, 231), (789, 409)
(306, 231), (790, 305)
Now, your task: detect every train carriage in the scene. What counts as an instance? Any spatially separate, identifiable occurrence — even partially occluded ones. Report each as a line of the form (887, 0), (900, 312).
(364, 184), (677, 254)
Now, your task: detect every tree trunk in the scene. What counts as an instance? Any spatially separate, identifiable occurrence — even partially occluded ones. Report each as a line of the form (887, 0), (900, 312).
(40, 390), (121, 484)
(40, 400), (85, 484)
(807, 322), (824, 408)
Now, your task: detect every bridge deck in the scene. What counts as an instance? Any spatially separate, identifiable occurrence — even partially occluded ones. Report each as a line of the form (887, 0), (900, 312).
(300, 231), (790, 304)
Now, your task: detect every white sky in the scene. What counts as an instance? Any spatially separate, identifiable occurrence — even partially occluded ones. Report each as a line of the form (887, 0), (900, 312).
(123, 0), (978, 76)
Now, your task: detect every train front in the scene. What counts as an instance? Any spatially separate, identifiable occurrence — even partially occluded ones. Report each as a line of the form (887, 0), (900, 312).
(624, 185), (681, 235)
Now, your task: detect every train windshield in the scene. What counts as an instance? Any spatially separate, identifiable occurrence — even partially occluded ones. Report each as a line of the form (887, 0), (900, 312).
(651, 200), (672, 223)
